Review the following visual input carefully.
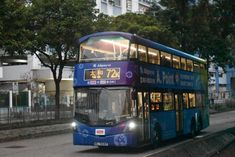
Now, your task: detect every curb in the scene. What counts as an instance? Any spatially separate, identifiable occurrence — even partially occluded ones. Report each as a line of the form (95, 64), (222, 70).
(147, 128), (235, 157)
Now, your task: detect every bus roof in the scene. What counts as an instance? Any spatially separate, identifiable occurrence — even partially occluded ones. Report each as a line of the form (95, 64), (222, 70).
(79, 31), (206, 64)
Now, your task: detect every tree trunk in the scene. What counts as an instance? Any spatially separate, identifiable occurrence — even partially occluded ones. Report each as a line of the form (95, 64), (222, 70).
(54, 79), (60, 120)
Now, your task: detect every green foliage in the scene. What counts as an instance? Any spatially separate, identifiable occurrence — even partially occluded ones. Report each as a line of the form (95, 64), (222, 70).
(110, 13), (178, 47)
(0, 0), (28, 56)
(93, 13), (113, 32)
(27, 0), (95, 55)
(147, 0), (235, 67)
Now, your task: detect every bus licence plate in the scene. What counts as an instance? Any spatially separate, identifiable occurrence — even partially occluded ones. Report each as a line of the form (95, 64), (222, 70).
(94, 142), (108, 146)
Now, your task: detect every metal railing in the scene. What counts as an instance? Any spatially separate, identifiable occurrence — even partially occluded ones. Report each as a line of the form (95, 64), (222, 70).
(0, 105), (73, 127)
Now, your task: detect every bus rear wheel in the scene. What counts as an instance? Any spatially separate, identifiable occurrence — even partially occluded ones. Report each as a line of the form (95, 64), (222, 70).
(190, 120), (196, 137)
(152, 124), (161, 148)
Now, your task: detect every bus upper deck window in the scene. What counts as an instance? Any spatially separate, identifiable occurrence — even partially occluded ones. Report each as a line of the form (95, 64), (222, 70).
(138, 45), (147, 62)
(148, 48), (160, 64)
(79, 36), (129, 62)
(186, 59), (193, 72)
(194, 62), (200, 72)
(161, 51), (172, 67)
(173, 55), (180, 69)
(130, 44), (137, 59)
(200, 63), (205, 70)
(181, 58), (186, 70)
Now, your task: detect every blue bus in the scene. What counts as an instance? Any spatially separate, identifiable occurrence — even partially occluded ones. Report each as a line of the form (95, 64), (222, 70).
(72, 32), (209, 147)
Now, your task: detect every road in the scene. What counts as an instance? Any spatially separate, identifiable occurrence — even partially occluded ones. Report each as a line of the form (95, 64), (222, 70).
(212, 141), (235, 157)
(0, 111), (235, 157)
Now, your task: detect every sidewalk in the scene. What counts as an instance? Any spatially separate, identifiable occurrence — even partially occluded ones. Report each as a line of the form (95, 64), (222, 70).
(0, 123), (72, 143)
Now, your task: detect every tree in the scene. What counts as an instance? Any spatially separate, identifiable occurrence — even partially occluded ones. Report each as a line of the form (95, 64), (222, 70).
(0, 0), (28, 56)
(110, 13), (178, 47)
(26, 0), (96, 119)
(211, 0), (235, 67)
(93, 13), (113, 32)
(147, 0), (234, 67)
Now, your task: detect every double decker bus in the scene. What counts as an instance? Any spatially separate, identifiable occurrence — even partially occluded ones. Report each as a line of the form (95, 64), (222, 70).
(72, 32), (209, 147)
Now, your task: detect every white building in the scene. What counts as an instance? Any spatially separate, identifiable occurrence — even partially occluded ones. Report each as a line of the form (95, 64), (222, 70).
(0, 55), (73, 108)
(208, 63), (235, 104)
(95, 0), (157, 16)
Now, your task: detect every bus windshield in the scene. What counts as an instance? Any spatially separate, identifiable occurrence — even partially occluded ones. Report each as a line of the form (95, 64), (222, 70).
(79, 36), (130, 62)
(74, 88), (134, 126)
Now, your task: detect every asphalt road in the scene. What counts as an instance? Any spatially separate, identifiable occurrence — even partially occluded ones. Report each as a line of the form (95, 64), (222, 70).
(0, 111), (235, 157)
(212, 141), (235, 157)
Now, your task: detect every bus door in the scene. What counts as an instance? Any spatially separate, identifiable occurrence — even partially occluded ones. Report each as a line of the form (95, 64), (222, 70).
(137, 92), (150, 142)
(175, 93), (183, 134)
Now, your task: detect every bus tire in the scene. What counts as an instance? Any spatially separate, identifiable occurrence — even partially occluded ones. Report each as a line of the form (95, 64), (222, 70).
(190, 119), (196, 137)
(196, 116), (203, 134)
(152, 124), (161, 148)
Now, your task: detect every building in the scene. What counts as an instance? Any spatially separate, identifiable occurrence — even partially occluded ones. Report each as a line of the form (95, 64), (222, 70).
(95, 0), (157, 16)
(0, 54), (73, 108)
(208, 63), (235, 104)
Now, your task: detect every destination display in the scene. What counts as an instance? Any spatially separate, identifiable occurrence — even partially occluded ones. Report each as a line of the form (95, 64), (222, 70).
(73, 61), (137, 87)
(84, 68), (120, 80)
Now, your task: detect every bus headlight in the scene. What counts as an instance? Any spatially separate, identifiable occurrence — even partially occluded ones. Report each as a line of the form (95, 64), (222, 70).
(128, 121), (136, 130)
(71, 122), (77, 130)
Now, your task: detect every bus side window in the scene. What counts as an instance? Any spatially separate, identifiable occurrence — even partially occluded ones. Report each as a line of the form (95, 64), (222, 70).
(129, 44), (137, 59)
(150, 92), (162, 111)
(138, 45), (147, 62)
(189, 93), (196, 108)
(200, 63), (205, 71)
(194, 62), (200, 72)
(196, 93), (202, 108)
(137, 92), (143, 118)
(181, 58), (187, 70)
(148, 48), (160, 64)
(186, 59), (193, 72)
(161, 51), (172, 67)
(183, 93), (189, 109)
(173, 55), (180, 69)
(163, 92), (174, 111)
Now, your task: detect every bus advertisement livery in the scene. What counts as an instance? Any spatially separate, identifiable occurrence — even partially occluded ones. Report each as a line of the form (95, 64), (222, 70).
(72, 32), (209, 147)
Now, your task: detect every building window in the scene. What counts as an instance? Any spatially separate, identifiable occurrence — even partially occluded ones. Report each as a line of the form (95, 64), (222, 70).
(126, 0), (132, 10)
(113, 0), (121, 6)
(219, 73), (223, 78)
(148, 48), (160, 64)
